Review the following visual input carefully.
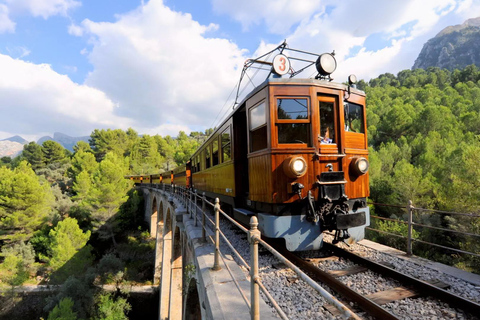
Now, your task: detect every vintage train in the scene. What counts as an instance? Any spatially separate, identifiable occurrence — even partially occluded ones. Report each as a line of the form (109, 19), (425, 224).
(127, 43), (370, 251)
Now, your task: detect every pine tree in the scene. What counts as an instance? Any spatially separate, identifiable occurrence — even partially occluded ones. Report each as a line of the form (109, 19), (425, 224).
(0, 161), (54, 244)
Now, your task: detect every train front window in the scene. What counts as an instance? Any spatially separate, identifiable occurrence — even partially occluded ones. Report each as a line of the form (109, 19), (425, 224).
(319, 101), (335, 144)
(249, 102), (267, 152)
(344, 102), (365, 133)
(276, 98), (311, 146)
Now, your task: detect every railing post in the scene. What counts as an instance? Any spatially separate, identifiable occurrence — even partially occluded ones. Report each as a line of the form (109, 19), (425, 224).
(407, 200), (414, 256)
(212, 198), (221, 271)
(248, 216), (261, 320)
(194, 191), (198, 226)
(189, 190), (193, 218)
(202, 192), (206, 242)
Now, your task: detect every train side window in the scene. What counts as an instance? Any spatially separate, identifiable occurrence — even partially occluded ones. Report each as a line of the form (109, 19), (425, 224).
(212, 140), (219, 166)
(249, 102), (267, 152)
(276, 98), (311, 145)
(344, 102), (365, 133)
(196, 155), (201, 172)
(205, 145), (211, 169)
(221, 127), (231, 162)
(320, 101), (336, 144)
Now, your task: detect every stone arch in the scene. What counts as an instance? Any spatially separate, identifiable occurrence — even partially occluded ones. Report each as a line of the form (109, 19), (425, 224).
(150, 196), (158, 237)
(168, 225), (183, 319)
(159, 207), (173, 317)
(183, 278), (201, 320)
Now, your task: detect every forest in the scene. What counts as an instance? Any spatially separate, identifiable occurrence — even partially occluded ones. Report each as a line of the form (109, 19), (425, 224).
(0, 129), (208, 319)
(1, 65), (480, 318)
(359, 65), (480, 272)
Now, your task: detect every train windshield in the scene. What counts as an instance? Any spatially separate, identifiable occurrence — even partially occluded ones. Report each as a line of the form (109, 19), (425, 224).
(344, 102), (365, 133)
(276, 98), (311, 146)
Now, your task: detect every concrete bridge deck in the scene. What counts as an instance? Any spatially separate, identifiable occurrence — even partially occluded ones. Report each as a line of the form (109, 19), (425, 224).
(142, 186), (276, 320)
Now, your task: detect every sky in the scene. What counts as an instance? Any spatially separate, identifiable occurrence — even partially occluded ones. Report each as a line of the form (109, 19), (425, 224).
(0, 0), (479, 142)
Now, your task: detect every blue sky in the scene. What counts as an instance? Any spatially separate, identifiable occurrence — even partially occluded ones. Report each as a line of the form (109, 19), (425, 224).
(0, 0), (479, 141)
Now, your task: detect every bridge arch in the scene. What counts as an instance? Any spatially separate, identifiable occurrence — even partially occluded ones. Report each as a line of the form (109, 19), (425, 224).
(183, 277), (201, 320)
(151, 197), (158, 236)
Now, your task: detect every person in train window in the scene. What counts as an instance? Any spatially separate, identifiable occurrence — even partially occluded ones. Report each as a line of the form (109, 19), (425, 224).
(320, 127), (332, 144)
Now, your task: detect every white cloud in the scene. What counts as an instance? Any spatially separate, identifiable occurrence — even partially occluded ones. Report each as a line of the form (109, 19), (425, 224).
(4, 0), (81, 19)
(265, 0), (476, 81)
(78, 0), (247, 131)
(0, 53), (134, 137)
(0, 4), (15, 33)
(212, 0), (323, 34)
(68, 22), (83, 36)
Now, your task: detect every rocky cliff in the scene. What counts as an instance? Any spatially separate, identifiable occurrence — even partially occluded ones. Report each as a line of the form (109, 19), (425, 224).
(413, 17), (480, 70)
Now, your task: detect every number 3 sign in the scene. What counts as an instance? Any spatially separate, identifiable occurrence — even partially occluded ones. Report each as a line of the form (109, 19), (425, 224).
(272, 54), (290, 76)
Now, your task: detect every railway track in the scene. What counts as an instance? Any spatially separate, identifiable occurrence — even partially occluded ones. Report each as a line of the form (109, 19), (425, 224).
(276, 241), (480, 319)
(204, 203), (480, 319)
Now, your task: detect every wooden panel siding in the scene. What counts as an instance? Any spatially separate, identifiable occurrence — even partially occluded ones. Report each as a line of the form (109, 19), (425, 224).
(271, 152), (316, 203)
(248, 154), (272, 203)
(192, 162), (235, 197)
(343, 154), (370, 198)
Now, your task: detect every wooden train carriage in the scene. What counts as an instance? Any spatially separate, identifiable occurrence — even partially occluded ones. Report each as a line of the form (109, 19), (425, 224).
(172, 165), (191, 188)
(161, 170), (173, 185)
(149, 173), (162, 184)
(126, 175), (144, 185)
(190, 80), (368, 211)
(191, 119), (236, 204)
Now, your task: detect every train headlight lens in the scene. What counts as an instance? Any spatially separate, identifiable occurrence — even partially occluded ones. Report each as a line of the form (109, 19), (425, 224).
(283, 156), (307, 178)
(293, 159), (305, 173)
(353, 157), (369, 175)
(316, 53), (337, 76)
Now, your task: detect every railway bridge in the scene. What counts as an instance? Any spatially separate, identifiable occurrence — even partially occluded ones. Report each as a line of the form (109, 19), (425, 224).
(139, 183), (276, 320)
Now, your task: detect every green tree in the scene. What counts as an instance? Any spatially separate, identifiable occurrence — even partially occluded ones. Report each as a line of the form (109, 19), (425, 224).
(42, 140), (67, 165)
(22, 142), (45, 170)
(47, 297), (78, 320)
(87, 153), (131, 245)
(0, 161), (54, 244)
(48, 217), (93, 280)
(68, 148), (98, 188)
(0, 242), (36, 286)
(73, 140), (93, 153)
(93, 293), (131, 320)
(89, 129), (130, 161)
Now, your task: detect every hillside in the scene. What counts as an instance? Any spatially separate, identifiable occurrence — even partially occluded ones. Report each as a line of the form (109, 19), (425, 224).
(413, 17), (480, 70)
(0, 140), (24, 158)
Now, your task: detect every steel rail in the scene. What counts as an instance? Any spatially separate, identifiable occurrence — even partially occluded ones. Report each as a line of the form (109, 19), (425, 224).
(323, 242), (480, 316)
(276, 247), (400, 320)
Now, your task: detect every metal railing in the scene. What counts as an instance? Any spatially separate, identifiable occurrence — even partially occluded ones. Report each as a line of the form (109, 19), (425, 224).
(145, 183), (361, 320)
(367, 200), (480, 258)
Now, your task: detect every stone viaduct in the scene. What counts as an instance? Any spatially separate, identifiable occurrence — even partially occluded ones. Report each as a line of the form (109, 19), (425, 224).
(139, 185), (275, 320)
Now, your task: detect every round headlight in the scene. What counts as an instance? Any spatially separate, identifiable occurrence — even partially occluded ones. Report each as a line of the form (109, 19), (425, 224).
(348, 74), (357, 85)
(352, 157), (369, 175)
(316, 53), (337, 76)
(283, 156), (307, 178)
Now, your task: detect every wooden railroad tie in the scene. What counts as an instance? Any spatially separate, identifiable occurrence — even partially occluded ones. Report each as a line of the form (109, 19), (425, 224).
(324, 277), (450, 316)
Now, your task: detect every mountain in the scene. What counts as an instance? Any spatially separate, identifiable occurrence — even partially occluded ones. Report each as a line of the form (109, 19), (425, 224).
(0, 141), (24, 158)
(1, 135), (28, 144)
(37, 132), (90, 151)
(413, 17), (480, 70)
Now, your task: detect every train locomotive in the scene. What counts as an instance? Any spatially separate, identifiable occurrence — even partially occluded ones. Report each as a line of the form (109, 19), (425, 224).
(128, 43), (370, 251)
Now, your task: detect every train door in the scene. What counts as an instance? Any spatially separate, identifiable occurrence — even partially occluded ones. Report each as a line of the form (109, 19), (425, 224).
(233, 106), (249, 207)
(316, 96), (343, 173)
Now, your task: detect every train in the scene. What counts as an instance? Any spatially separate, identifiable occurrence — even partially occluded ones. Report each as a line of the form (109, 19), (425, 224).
(127, 43), (370, 251)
